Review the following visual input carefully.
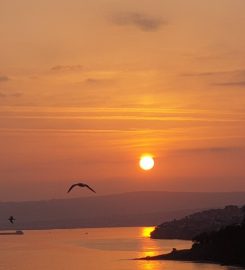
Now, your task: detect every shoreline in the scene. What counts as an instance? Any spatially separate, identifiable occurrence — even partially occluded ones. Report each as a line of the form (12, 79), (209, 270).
(136, 248), (245, 268)
(0, 230), (24, 236)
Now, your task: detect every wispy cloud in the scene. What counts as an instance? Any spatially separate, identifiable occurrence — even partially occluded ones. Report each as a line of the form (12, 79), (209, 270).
(0, 75), (10, 82)
(174, 146), (244, 155)
(0, 92), (22, 98)
(85, 78), (102, 84)
(11, 92), (23, 97)
(50, 65), (83, 72)
(213, 81), (245, 87)
(110, 12), (166, 32)
(0, 106), (243, 123)
(181, 72), (222, 77)
(181, 69), (245, 88)
(181, 69), (245, 78)
(0, 107), (244, 144)
(83, 77), (115, 86)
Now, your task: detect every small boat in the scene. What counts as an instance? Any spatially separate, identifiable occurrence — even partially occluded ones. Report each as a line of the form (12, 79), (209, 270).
(16, 230), (24, 235)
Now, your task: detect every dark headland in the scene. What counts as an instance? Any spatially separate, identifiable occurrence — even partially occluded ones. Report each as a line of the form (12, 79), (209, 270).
(139, 206), (245, 267)
(151, 205), (244, 240)
(0, 230), (24, 235)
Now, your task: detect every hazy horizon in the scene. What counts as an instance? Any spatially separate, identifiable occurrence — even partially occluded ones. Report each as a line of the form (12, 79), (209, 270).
(1, 191), (245, 231)
(2, 189), (245, 203)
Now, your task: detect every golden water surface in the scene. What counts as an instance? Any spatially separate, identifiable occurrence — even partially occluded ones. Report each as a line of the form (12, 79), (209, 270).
(0, 227), (241, 270)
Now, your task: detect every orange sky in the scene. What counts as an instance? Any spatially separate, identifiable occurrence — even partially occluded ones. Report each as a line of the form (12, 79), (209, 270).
(1, 0), (245, 200)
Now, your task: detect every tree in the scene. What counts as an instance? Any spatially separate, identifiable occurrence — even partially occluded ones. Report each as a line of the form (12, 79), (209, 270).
(241, 205), (245, 225)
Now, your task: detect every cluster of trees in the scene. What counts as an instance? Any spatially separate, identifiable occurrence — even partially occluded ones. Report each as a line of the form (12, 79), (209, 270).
(151, 205), (243, 240)
(191, 206), (245, 266)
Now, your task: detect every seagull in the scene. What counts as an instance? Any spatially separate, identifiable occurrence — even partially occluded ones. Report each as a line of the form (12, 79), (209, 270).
(8, 216), (15, 224)
(67, 183), (96, 194)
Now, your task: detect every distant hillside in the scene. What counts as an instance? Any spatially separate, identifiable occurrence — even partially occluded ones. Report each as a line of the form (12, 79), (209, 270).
(1, 191), (245, 230)
(151, 205), (244, 240)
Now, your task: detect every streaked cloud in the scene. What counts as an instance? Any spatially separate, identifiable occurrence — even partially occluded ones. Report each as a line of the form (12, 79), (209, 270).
(0, 75), (10, 82)
(213, 81), (245, 87)
(173, 146), (244, 155)
(85, 78), (102, 84)
(181, 69), (245, 88)
(110, 12), (166, 32)
(0, 106), (243, 122)
(84, 77), (116, 87)
(50, 65), (84, 72)
(11, 92), (23, 97)
(181, 69), (245, 78)
(0, 92), (22, 98)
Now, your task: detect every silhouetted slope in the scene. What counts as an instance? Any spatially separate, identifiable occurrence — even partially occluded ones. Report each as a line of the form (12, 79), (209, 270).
(151, 205), (243, 240)
(143, 211), (245, 267)
(1, 191), (245, 230)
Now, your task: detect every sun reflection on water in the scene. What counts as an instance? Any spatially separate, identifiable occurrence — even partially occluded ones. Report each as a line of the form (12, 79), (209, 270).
(139, 261), (156, 270)
(141, 227), (155, 238)
(140, 227), (161, 259)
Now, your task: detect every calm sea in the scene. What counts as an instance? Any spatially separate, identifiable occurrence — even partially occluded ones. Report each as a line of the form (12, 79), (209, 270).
(0, 227), (242, 270)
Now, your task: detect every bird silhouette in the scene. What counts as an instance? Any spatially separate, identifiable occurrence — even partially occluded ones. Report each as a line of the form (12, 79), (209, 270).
(8, 216), (15, 224)
(67, 183), (96, 193)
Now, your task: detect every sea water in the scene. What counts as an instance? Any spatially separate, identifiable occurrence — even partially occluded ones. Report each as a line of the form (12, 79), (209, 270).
(0, 227), (242, 270)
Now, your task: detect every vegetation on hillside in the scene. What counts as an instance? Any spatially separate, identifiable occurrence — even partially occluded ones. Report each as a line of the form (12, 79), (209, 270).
(142, 205), (245, 267)
(151, 205), (243, 240)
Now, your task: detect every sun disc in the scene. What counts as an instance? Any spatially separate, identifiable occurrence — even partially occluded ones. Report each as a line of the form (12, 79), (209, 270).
(139, 155), (155, 171)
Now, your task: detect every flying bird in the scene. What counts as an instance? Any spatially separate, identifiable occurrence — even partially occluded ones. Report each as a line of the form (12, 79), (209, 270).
(8, 216), (15, 224)
(67, 183), (96, 194)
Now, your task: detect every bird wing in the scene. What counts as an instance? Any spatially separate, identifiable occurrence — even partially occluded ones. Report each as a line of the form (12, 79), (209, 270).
(67, 184), (78, 193)
(9, 218), (13, 224)
(85, 184), (96, 193)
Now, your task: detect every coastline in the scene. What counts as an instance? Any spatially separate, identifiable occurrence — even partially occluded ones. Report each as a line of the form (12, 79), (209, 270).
(136, 248), (245, 268)
(0, 230), (24, 236)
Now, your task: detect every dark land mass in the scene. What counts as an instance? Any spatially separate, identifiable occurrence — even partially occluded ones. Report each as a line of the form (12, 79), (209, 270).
(140, 208), (245, 267)
(1, 191), (245, 230)
(0, 230), (23, 235)
(141, 225), (245, 267)
(151, 205), (243, 240)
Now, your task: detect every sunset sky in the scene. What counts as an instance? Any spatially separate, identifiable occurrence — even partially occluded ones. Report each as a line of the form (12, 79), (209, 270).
(1, 0), (245, 201)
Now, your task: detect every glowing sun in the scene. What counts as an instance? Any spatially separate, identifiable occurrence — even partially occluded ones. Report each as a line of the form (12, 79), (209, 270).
(139, 155), (155, 171)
